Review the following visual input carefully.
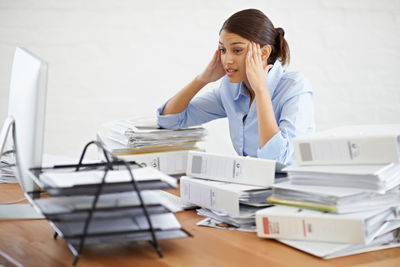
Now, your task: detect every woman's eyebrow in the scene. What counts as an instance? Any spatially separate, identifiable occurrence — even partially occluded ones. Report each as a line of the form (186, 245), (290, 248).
(219, 41), (246, 46)
(230, 42), (246, 45)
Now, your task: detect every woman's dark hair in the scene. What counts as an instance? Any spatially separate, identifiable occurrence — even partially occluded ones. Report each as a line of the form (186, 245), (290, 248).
(220, 9), (290, 66)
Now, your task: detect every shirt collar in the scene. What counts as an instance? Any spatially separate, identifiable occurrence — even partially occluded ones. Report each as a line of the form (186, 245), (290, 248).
(233, 82), (250, 101)
(266, 60), (284, 97)
(233, 60), (284, 101)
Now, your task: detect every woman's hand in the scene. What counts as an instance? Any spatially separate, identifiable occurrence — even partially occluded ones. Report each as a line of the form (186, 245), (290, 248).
(245, 42), (273, 95)
(197, 49), (225, 84)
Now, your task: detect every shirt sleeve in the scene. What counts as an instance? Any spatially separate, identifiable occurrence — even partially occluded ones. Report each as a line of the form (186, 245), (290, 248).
(156, 87), (227, 129)
(257, 85), (315, 165)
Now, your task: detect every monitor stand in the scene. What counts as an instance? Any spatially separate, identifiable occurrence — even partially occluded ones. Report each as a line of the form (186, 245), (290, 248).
(0, 117), (44, 220)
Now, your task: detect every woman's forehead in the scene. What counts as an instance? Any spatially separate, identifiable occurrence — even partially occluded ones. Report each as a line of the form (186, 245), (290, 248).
(219, 30), (249, 46)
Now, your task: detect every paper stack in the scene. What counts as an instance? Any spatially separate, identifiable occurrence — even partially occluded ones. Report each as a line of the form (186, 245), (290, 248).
(255, 124), (400, 258)
(0, 153), (17, 183)
(32, 165), (191, 246)
(96, 117), (207, 175)
(180, 151), (285, 231)
(0, 158), (17, 183)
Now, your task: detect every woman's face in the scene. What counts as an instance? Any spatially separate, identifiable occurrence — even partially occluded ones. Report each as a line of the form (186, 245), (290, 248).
(219, 30), (251, 84)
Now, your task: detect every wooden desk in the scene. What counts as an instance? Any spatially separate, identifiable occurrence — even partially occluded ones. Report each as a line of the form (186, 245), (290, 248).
(1, 184), (400, 267)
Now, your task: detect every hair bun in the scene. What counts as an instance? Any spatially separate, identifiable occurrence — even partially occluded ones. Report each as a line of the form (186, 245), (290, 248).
(275, 27), (285, 37)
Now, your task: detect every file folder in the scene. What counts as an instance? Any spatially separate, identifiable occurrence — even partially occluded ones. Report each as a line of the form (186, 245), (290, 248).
(186, 151), (278, 187)
(256, 205), (396, 244)
(293, 124), (400, 165)
(180, 176), (268, 217)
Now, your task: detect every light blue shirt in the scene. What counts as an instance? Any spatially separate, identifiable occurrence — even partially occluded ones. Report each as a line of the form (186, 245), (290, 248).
(157, 60), (315, 165)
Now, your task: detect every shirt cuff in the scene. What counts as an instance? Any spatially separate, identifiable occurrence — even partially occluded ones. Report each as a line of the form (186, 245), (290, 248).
(257, 130), (294, 164)
(156, 102), (185, 129)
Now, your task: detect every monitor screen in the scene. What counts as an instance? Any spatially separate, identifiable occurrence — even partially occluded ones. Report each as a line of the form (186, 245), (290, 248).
(3, 47), (48, 192)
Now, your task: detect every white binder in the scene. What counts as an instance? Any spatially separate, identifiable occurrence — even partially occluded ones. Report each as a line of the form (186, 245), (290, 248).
(118, 150), (191, 175)
(186, 151), (278, 187)
(293, 124), (400, 165)
(180, 176), (266, 217)
(255, 205), (396, 244)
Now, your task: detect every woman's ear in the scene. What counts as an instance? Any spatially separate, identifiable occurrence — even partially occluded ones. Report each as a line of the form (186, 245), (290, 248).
(261, 45), (272, 62)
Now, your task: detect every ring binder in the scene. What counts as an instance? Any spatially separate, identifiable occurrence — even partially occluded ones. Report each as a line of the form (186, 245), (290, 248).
(28, 140), (190, 265)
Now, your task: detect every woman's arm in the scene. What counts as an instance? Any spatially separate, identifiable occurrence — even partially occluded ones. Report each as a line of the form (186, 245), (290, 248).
(161, 49), (225, 115)
(161, 76), (207, 115)
(245, 42), (279, 147)
(254, 85), (280, 148)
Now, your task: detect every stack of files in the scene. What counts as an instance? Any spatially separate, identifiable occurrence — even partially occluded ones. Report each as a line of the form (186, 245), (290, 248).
(0, 158), (17, 183)
(181, 151), (285, 231)
(96, 118), (207, 175)
(268, 182), (400, 213)
(109, 118), (206, 147)
(98, 118), (207, 155)
(55, 213), (187, 246)
(255, 124), (400, 258)
(34, 191), (182, 221)
(180, 176), (271, 217)
(284, 164), (400, 193)
(256, 205), (400, 258)
(32, 165), (190, 247)
(196, 208), (257, 232)
(35, 166), (178, 195)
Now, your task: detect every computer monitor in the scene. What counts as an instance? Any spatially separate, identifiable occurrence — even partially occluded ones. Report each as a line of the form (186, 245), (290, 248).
(0, 47), (48, 193)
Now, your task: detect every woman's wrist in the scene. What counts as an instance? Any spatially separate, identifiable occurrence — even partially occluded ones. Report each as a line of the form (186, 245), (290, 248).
(194, 75), (209, 88)
(253, 83), (270, 97)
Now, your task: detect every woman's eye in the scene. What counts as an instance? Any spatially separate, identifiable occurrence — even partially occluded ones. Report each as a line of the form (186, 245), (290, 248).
(233, 49), (243, 53)
(219, 48), (226, 53)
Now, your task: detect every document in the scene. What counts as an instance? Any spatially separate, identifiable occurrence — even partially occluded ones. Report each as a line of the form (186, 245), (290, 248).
(269, 182), (400, 213)
(97, 130), (199, 155)
(39, 166), (177, 188)
(34, 190), (183, 220)
(283, 163), (400, 193)
(57, 213), (182, 236)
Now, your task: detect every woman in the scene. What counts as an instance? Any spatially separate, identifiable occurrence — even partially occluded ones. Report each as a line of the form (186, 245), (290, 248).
(157, 9), (314, 165)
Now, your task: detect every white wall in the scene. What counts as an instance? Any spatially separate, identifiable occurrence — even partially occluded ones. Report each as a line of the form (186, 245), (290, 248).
(1, 0), (400, 158)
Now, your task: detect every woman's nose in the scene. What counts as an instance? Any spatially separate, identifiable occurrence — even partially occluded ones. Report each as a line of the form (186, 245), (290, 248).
(223, 52), (234, 65)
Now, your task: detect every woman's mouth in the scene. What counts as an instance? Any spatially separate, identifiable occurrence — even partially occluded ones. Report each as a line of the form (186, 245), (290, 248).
(226, 68), (237, 77)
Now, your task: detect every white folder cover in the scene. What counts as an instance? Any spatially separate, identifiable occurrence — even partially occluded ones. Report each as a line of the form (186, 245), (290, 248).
(180, 176), (264, 217)
(186, 151), (277, 187)
(278, 219), (400, 259)
(293, 124), (400, 165)
(255, 205), (395, 243)
(118, 150), (191, 175)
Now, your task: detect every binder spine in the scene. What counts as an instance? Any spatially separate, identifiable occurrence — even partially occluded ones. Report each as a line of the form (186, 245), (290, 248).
(256, 212), (366, 243)
(186, 151), (275, 187)
(180, 176), (240, 217)
(294, 136), (400, 165)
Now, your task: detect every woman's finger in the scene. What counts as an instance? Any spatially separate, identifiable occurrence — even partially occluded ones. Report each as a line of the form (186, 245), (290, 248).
(248, 42), (253, 59)
(212, 49), (219, 64)
(246, 47), (251, 68)
(252, 42), (258, 61)
(256, 44), (262, 63)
